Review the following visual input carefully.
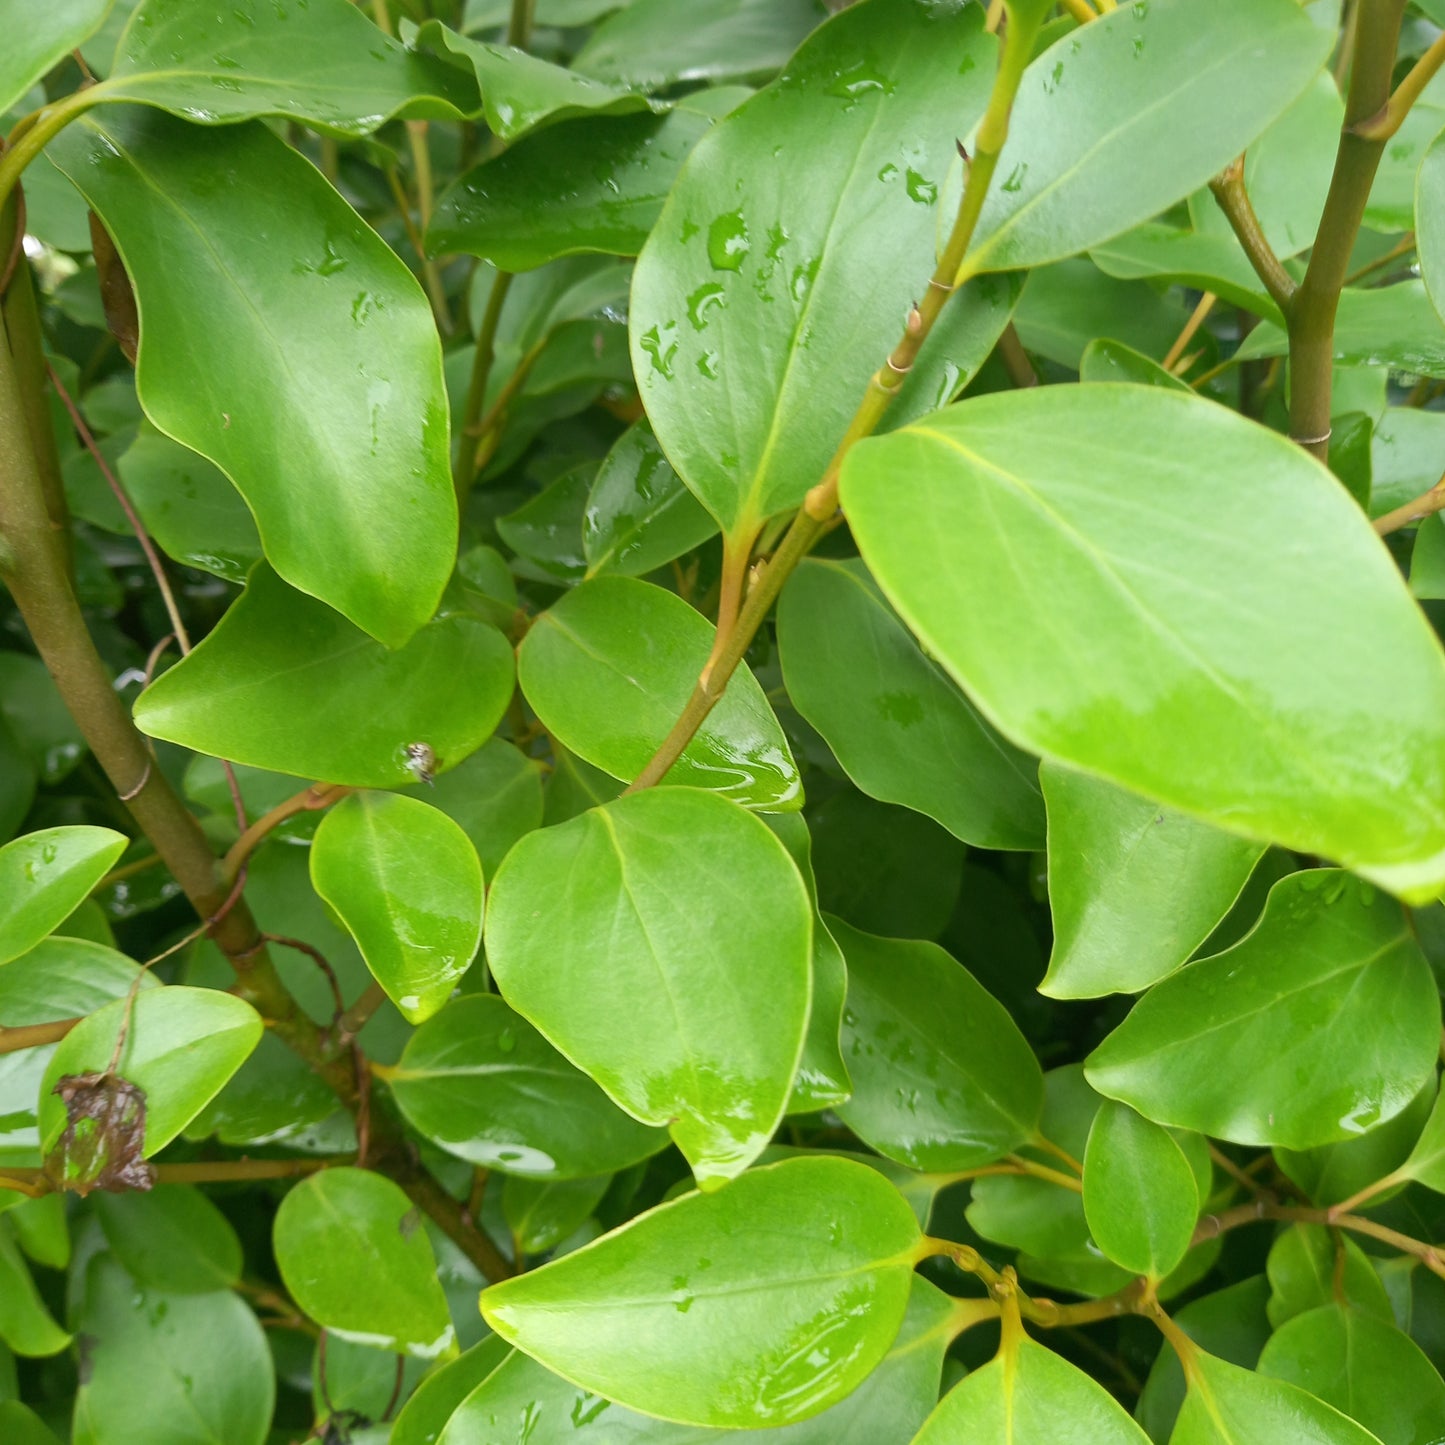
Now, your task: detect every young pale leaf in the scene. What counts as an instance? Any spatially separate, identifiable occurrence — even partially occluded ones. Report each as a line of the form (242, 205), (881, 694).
(1419, 132), (1445, 327)
(387, 994), (667, 1179)
(39, 986), (264, 1160)
(95, 0), (477, 132)
(961, 0), (1333, 276)
(481, 1156), (922, 1428)
(485, 789), (812, 1186)
(93, 1185), (243, 1294)
(133, 566), (514, 787)
(0, 1225), (69, 1358)
(630, 0), (995, 540)
(1085, 872), (1439, 1150)
(1258, 1304), (1445, 1444)
(274, 1168), (454, 1357)
(449, 1274), (955, 1442)
(1082, 1100), (1198, 1280)
(48, 109), (455, 646)
(310, 792), (483, 1025)
(518, 577), (800, 810)
(1041, 765), (1264, 998)
(0, 0), (111, 114)
(841, 386), (1445, 900)
(778, 560), (1044, 851)
(1172, 1350), (1386, 1445)
(831, 916), (1044, 1172)
(0, 826), (127, 966)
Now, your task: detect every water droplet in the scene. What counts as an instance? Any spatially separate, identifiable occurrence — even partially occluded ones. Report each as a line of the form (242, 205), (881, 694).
(877, 162), (899, 183)
(905, 169), (937, 205)
(497, 1028), (516, 1054)
(1044, 60), (1064, 93)
(828, 61), (895, 106)
(707, 210), (750, 272)
(639, 323), (678, 380)
(696, 351), (719, 380)
(1132, 36), (1145, 57)
(1001, 162), (1028, 194)
(686, 282), (726, 331)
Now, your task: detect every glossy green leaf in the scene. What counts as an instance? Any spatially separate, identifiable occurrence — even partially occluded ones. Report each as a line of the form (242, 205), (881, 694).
(1041, 765), (1264, 998)
(779, 559), (1043, 851)
(133, 566), (514, 787)
(1080, 338), (1193, 391)
(496, 465), (592, 581)
(1086, 871), (1440, 1149)
(7, 1195), (67, 1271)
(0, 1224), (68, 1358)
(387, 994), (667, 1178)
(423, 737), (544, 877)
(311, 792), (483, 1025)
(39, 985), (263, 1162)
(504, 1174), (612, 1256)
(1172, 1350), (1386, 1445)
(0, 0), (110, 114)
(1266, 1225), (1393, 1330)
(93, 1184), (242, 1294)
(913, 1313), (1150, 1443)
(486, 788), (812, 1185)
(518, 576), (800, 810)
(630, 0), (995, 540)
(71, 1255), (272, 1445)
(49, 107), (455, 645)
(274, 1167), (454, 1357)
(1083, 1100), (1198, 1279)
(1398, 1080), (1445, 1194)
(831, 916), (1043, 1172)
(481, 1156), (922, 1428)
(392, 1336), (513, 1445)
(0, 826), (127, 967)
(0, 1402), (61, 1445)
(1418, 129), (1445, 327)
(842, 386), (1445, 900)
(1367, 69), (1445, 232)
(961, 0), (1332, 275)
(582, 419), (717, 579)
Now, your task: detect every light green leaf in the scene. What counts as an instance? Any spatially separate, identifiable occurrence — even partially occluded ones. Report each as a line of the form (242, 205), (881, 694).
(387, 993), (667, 1179)
(311, 792), (483, 1025)
(517, 576), (801, 811)
(93, 1185), (242, 1294)
(0, 826), (127, 967)
(1085, 871), (1440, 1149)
(133, 565), (514, 788)
(1079, 338), (1194, 391)
(486, 789), (813, 1186)
(778, 559), (1043, 851)
(831, 916), (1043, 1172)
(961, 0), (1333, 275)
(1266, 1225), (1393, 1330)
(1367, 70), (1445, 232)
(1083, 1100), (1198, 1279)
(1041, 764), (1264, 998)
(49, 108), (455, 645)
(0, 1402), (62, 1445)
(1398, 1080), (1445, 1193)
(0, 1223), (69, 1358)
(274, 1167), (454, 1357)
(481, 1156), (922, 1428)
(630, 0), (995, 540)
(0, 0), (111, 115)
(841, 385), (1445, 899)
(1090, 225), (1278, 322)
(39, 986), (263, 1162)
(391, 1336), (513, 1445)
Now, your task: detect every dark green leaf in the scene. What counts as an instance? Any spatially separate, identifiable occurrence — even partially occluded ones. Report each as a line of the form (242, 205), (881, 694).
(1266, 1225), (1393, 1330)
(423, 738), (544, 877)
(391, 1336), (512, 1445)
(0, 826), (127, 967)
(93, 1184), (243, 1294)
(504, 1174), (613, 1256)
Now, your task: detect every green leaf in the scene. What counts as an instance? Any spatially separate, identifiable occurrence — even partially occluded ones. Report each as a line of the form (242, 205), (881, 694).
(1083, 1100), (1198, 1279)
(1367, 70), (1445, 232)
(133, 565), (514, 788)
(0, 1223), (69, 1358)
(0, 0), (111, 115)
(392, 1336), (513, 1445)
(575, 0), (824, 91)
(517, 576), (800, 811)
(48, 108), (456, 645)
(387, 993), (667, 1178)
(311, 792), (483, 1025)
(496, 465), (593, 581)
(1080, 338), (1194, 391)
(1171, 1350), (1386, 1445)
(8, 1195), (67, 1271)
(486, 789), (813, 1186)
(423, 737), (544, 877)
(630, 0), (995, 540)
(481, 1156), (922, 1428)
(0, 1402), (61, 1445)
(72, 1255), (273, 1445)
(0, 826), (127, 966)
(1259, 1304), (1445, 1445)
(582, 419), (718, 580)
(1398, 1080), (1445, 1194)
(39, 985), (263, 1162)
(1266, 1225), (1394, 1330)
(1090, 224), (1278, 323)
(504, 1174), (612, 1256)
(961, 0), (1333, 275)
(0, 653), (86, 784)
(1041, 765), (1264, 998)
(912, 1313), (1150, 1443)
(274, 1167), (455, 1357)
(778, 559), (1044, 850)
(93, 1184), (243, 1294)
(841, 385), (1445, 900)
(831, 916), (1043, 1173)
(1086, 871), (1440, 1149)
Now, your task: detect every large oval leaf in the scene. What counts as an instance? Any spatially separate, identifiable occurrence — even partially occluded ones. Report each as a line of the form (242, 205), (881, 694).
(841, 385), (1445, 900)
(49, 107), (455, 645)
(93, 1185), (243, 1295)
(1085, 871), (1440, 1149)
(0, 826), (127, 967)
(485, 788), (812, 1186)
(386, 993), (667, 1179)
(629, 0), (995, 539)
(480, 1156), (923, 1428)
(0, 0), (111, 115)
(961, 0), (1333, 276)
(133, 565), (514, 787)
(518, 576), (800, 810)
(311, 792), (484, 1025)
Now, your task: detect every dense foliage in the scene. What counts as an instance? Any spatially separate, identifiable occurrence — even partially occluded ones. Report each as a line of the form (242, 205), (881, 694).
(3, 0), (1445, 1439)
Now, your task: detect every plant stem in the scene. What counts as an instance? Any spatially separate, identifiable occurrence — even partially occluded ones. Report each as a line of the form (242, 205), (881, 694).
(508, 0), (536, 47)
(1005, 1154), (1084, 1193)
(1059, 0), (1099, 22)
(1163, 291), (1218, 373)
(337, 980), (389, 1042)
(1031, 1133), (1085, 1175)
(1207, 161), (1296, 314)
(221, 782), (351, 888)
(0, 1018), (82, 1054)
(454, 270), (514, 497)
(1356, 29), (1445, 141)
(996, 322), (1038, 387)
(1327, 1170), (1406, 1218)
(926, 1239), (1144, 1327)
(0, 87), (108, 215)
(1373, 471), (1445, 534)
